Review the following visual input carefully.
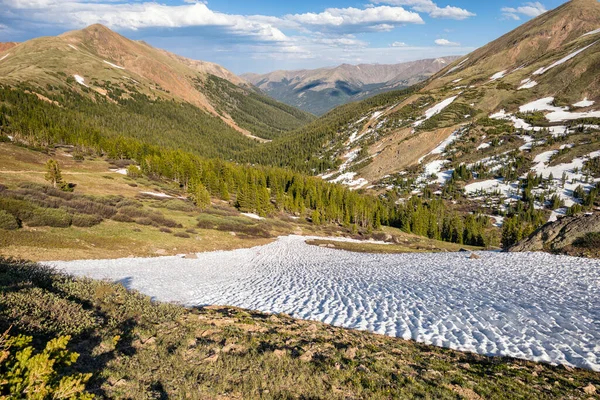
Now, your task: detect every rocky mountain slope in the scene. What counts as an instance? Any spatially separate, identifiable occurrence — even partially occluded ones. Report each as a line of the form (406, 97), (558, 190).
(0, 25), (314, 141)
(244, 0), (600, 234)
(242, 58), (457, 115)
(0, 42), (18, 53)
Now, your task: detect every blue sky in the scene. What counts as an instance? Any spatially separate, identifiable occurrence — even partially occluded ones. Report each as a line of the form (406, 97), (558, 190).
(0, 0), (570, 73)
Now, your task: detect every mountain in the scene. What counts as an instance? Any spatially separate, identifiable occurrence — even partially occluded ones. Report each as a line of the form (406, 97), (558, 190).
(0, 42), (18, 53)
(242, 58), (458, 115)
(241, 0), (600, 236)
(0, 24), (314, 143)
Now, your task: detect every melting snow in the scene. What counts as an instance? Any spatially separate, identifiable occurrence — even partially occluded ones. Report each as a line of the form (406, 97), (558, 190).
(518, 79), (538, 90)
(241, 213), (264, 220)
(582, 28), (600, 37)
(103, 60), (125, 70)
(477, 142), (491, 150)
(414, 96), (458, 127)
(533, 41), (599, 75)
(51, 235), (600, 371)
(73, 75), (88, 87)
(573, 98), (595, 108)
(520, 97), (600, 122)
(330, 172), (369, 190)
(490, 70), (507, 81)
(443, 57), (469, 76)
(140, 191), (173, 199)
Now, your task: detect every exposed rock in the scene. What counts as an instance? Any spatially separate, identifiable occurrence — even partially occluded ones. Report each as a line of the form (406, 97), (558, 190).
(509, 213), (600, 253)
(583, 383), (596, 395)
(469, 253), (481, 260)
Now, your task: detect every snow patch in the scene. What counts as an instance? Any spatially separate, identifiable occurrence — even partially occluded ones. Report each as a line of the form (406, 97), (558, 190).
(582, 28), (600, 37)
(103, 60), (125, 70)
(573, 98), (595, 108)
(518, 79), (538, 90)
(520, 97), (600, 122)
(414, 96), (458, 127)
(140, 191), (173, 199)
(533, 41), (599, 75)
(489, 70), (507, 81)
(73, 75), (88, 88)
(0, 53), (9, 62)
(241, 213), (264, 220)
(52, 235), (600, 372)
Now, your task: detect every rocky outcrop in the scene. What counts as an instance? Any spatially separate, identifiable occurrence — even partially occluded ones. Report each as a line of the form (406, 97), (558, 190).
(508, 213), (600, 252)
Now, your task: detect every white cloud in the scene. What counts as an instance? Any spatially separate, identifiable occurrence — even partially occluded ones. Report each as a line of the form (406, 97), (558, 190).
(370, 0), (475, 20)
(435, 38), (460, 46)
(501, 2), (547, 20)
(285, 6), (424, 32)
(391, 41), (407, 47)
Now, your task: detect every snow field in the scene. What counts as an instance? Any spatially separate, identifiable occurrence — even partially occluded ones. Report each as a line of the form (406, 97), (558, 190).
(51, 235), (600, 371)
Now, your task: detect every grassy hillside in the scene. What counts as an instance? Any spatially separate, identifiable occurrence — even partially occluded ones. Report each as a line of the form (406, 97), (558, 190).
(1, 258), (598, 398)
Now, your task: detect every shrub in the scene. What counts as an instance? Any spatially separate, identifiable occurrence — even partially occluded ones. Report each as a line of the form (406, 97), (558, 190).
(0, 333), (94, 399)
(0, 197), (35, 221)
(0, 287), (98, 336)
(0, 210), (19, 230)
(72, 214), (103, 228)
(159, 227), (172, 233)
(135, 217), (154, 226)
(111, 213), (133, 223)
(27, 208), (72, 228)
(173, 232), (190, 238)
(573, 232), (600, 249)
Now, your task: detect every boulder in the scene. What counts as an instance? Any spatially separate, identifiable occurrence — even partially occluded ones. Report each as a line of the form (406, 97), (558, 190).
(509, 213), (600, 252)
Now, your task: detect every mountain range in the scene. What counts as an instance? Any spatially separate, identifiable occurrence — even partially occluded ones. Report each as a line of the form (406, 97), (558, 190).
(242, 58), (458, 115)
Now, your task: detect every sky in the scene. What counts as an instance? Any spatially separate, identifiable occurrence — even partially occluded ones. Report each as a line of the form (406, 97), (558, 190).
(0, 0), (571, 74)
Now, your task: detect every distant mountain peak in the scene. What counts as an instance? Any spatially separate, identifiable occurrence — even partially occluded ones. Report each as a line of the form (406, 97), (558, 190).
(243, 57), (459, 115)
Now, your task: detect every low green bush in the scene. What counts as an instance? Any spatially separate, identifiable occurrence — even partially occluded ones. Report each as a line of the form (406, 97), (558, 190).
(574, 232), (600, 249)
(27, 208), (72, 228)
(71, 213), (103, 228)
(0, 210), (19, 230)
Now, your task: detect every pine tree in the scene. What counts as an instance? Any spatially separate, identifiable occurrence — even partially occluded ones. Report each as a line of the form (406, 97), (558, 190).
(44, 159), (63, 189)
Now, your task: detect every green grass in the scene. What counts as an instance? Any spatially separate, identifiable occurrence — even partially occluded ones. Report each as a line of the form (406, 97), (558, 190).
(1, 258), (598, 399)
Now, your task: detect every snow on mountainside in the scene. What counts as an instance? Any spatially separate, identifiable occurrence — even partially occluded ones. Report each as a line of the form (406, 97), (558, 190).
(242, 57), (458, 115)
(311, 0), (600, 226)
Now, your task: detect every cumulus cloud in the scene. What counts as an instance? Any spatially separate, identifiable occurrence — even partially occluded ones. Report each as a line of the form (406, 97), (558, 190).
(435, 38), (460, 46)
(370, 0), (475, 20)
(501, 2), (547, 20)
(285, 6), (423, 33)
(391, 41), (407, 47)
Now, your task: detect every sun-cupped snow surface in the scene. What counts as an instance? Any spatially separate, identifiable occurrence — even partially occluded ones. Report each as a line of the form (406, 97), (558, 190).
(103, 60), (125, 70)
(414, 96), (458, 127)
(533, 41), (599, 75)
(51, 235), (600, 371)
